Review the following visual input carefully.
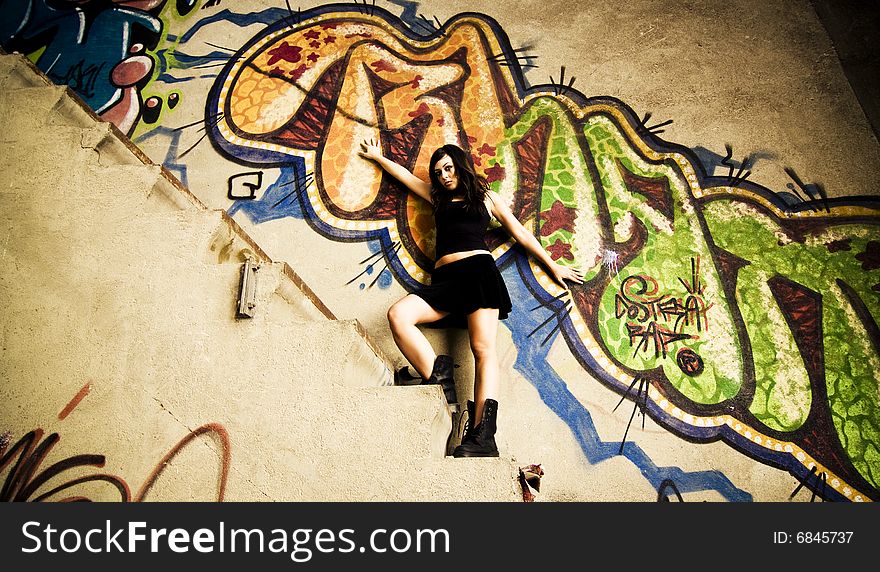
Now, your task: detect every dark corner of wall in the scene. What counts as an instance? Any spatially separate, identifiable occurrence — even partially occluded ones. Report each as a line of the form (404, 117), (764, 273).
(809, 0), (880, 142)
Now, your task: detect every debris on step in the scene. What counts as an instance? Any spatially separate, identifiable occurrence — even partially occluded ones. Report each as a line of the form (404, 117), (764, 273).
(518, 463), (544, 502)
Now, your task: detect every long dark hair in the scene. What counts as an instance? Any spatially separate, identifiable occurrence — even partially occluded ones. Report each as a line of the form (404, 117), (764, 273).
(428, 144), (488, 214)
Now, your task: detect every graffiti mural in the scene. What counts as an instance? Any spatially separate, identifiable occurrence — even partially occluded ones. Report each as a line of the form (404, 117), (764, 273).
(5, 1), (879, 501)
(197, 5), (880, 501)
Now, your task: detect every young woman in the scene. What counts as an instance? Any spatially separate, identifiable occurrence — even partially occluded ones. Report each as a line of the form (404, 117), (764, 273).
(359, 140), (584, 457)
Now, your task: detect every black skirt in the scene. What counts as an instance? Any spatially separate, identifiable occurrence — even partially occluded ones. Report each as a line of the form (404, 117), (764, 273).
(414, 253), (512, 329)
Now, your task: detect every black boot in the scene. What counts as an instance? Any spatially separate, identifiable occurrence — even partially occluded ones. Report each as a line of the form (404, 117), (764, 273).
(452, 399), (499, 457)
(423, 355), (459, 411)
(393, 366), (422, 386)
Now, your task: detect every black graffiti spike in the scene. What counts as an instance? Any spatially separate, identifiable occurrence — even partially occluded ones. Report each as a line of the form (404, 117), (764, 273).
(490, 47), (539, 70)
(191, 60), (232, 70)
(177, 134), (207, 159)
(784, 168), (831, 213)
(541, 305), (573, 347)
(283, 0), (302, 27)
(815, 471), (828, 502)
(369, 242), (403, 288)
(529, 290), (570, 311)
(789, 465), (828, 502)
(550, 66), (576, 97)
(354, 0), (376, 17)
(782, 167), (818, 211)
(413, 14), (444, 37)
(527, 299), (571, 340)
(720, 144), (752, 186)
(676, 256), (703, 298)
(411, 15), (435, 34)
(720, 144), (734, 172)
(272, 172), (314, 208)
(617, 377), (649, 454)
(637, 112), (674, 136)
(175, 112), (225, 159)
(613, 377), (641, 414)
(657, 478), (684, 502)
(345, 242), (402, 287)
(174, 111), (224, 133)
(813, 182), (831, 213)
(368, 266), (389, 288)
(278, 171), (314, 188)
(358, 247), (388, 266)
(203, 41), (235, 53)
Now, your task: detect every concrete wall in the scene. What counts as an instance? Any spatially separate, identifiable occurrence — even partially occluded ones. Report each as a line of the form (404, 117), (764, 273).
(3, 0), (879, 502)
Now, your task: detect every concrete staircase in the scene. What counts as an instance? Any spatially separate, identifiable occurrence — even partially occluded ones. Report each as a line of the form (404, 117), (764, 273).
(0, 52), (521, 501)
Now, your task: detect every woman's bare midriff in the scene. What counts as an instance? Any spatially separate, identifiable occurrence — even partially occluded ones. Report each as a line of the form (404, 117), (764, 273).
(434, 249), (492, 269)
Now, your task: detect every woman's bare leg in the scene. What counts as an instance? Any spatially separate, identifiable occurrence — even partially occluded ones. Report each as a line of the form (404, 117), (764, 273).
(466, 308), (500, 424)
(387, 294), (449, 379)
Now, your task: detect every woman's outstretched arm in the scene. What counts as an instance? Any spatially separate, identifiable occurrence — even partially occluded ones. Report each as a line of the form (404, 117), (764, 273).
(486, 193), (585, 288)
(358, 139), (433, 203)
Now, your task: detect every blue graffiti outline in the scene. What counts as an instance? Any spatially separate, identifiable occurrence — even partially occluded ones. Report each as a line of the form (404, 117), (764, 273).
(132, 125), (189, 188)
(228, 165), (304, 222)
(155, 7), (297, 83)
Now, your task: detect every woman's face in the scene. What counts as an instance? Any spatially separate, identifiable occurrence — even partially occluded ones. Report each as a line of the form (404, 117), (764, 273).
(433, 154), (459, 192)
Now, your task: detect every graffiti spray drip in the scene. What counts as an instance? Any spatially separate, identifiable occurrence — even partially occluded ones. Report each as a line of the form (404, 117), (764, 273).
(601, 249), (620, 276)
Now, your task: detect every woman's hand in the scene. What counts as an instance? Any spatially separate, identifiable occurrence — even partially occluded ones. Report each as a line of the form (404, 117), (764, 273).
(356, 138), (433, 202)
(549, 262), (584, 288)
(359, 138), (383, 161)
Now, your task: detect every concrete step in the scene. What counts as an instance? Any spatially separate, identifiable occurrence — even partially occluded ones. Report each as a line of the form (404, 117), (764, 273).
(348, 457), (522, 502)
(251, 261), (337, 324)
(2, 173), (391, 378)
(203, 318), (395, 389)
(219, 387), (522, 501)
(0, 199), (234, 266)
(0, 85), (200, 210)
(0, 52), (52, 90)
(1, 169), (363, 360)
(0, 85), (98, 135)
(0, 160), (199, 215)
(2, 249), (391, 393)
(4, 376), (514, 501)
(0, 119), (191, 195)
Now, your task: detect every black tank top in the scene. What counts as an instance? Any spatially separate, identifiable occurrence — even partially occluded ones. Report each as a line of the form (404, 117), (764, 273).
(434, 199), (490, 258)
